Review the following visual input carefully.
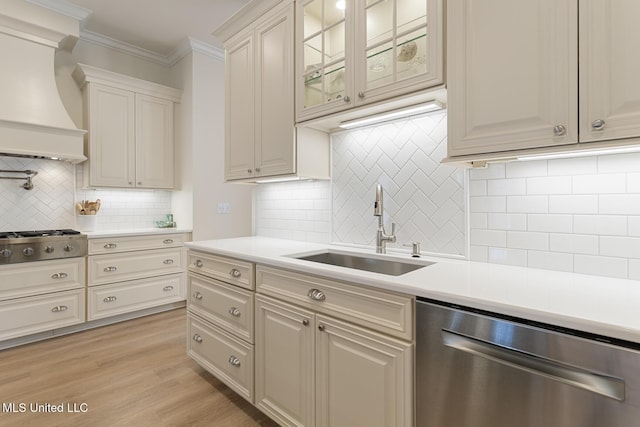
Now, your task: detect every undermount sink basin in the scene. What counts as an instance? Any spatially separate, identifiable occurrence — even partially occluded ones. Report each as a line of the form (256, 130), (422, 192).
(292, 251), (434, 276)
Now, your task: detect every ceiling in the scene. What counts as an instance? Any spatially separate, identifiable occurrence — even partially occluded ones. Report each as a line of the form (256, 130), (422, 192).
(42, 0), (252, 55)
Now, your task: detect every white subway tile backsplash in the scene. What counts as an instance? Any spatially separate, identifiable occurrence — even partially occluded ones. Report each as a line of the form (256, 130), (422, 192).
(506, 160), (548, 178)
(549, 233), (599, 255)
(629, 217), (640, 237)
(599, 195), (640, 215)
(470, 196), (506, 213)
(527, 250), (573, 273)
(469, 180), (487, 196)
(600, 236), (640, 259)
(527, 214), (573, 233)
(627, 173), (640, 193)
(471, 229), (506, 247)
(629, 259), (640, 281)
(487, 213), (527, 231)
(598, 152), (640, 173)
(526, 176), (572, 195)
(574, 255), (628, 279)
(469, 164), (505, 180)
(488, 247), (527, 267)
(487, 178), (526, 196)
(548, 156), (597, 176)
(549, 195), (598, 214)
(470, 213), (488, 229)
(574, 215), (627, 236)
(507, 231), (548, 251)
(507, 196), (549, 213)
(572, 174), (626, 194)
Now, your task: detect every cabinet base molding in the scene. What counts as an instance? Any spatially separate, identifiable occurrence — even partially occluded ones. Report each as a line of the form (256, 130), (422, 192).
(0, 302), (185, 351)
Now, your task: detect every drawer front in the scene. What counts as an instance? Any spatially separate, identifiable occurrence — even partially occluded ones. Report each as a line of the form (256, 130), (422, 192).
(88, 233), (190, 255)
(187, 313), (254, 402)
(256, 265), (414, 341)
(88, 248), (184, 285)
(0, 258), (85, 301)
(188, 273), (254, 343)
(88, 273), (185, 321)
(0, 289), (85, 341)
(188, 251), (254, 290)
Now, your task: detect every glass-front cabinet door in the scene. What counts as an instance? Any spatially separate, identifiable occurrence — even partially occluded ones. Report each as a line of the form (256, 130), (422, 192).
(297, 0), (353, 120)
(357, 0), (442, 104)
(296, 0), (443, 122)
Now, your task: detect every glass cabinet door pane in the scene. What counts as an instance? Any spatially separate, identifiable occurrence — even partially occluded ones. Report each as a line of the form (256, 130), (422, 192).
(397, 29), (427, 78)
(324, 21), (346, 60)
(324, 0), (345, 28)
(397, 0), (426, 33)
(303, 0), (323, 38)
(366, 42), (393, 90)
(326, 61), (346, 101)
(366, 0), (393, 44)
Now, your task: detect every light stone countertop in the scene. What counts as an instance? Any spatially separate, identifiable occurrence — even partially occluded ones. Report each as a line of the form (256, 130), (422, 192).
(84, 228), (192, 239)
(186, 236), (640, 344)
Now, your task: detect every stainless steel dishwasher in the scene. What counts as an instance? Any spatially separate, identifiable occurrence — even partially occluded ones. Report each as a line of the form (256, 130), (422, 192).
(416, 298), (640, 427)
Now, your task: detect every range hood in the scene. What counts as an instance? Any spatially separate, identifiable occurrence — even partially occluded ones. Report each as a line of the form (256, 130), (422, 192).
(0, 0), (86, 163)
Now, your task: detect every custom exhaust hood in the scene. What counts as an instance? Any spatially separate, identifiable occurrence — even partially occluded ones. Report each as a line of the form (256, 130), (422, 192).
(0, 0), (86, 163)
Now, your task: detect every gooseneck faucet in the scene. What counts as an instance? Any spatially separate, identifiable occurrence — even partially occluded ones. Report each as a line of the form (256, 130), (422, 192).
(374, 184), (396, 254)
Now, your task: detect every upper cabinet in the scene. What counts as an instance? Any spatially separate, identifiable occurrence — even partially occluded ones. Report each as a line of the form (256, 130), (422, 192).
(446, 0), (640, 162)
(215, 0), (330, 182)
(73, 64), (181, 189)
(296, 0), (444, 123)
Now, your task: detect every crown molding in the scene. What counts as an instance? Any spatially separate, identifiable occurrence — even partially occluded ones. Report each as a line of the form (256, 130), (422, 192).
(26, 0), (91, 21)
(167, 37), (224, 66)
(80, 29), (169, 65)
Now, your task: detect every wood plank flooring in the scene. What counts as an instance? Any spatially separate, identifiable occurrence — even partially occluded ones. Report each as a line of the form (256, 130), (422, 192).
(0, 308), (278, 427)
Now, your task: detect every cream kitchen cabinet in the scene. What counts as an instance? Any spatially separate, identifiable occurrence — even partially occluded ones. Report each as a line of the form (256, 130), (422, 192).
(73, 64), (181, 188)
(447, 0), (640, 161)
(0, 258), (86, 342)
(214, 0), (330, 182)
(187, 250), (256, 401)
(255, 266), (413, 427)
(296, 0), (444, 123)
(86, 232), (189, 321)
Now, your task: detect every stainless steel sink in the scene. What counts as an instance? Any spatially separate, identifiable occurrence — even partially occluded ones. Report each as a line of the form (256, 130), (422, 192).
(292, 251), (434, 276)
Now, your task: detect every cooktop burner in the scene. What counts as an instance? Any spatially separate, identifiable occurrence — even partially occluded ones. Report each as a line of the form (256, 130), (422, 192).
(0, 229), (81, 239)
(0, 229), (87, 264)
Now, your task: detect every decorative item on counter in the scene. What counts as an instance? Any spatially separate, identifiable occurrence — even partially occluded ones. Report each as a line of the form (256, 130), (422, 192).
(76, 199), (101, 215)
(155, 213), (176, 228)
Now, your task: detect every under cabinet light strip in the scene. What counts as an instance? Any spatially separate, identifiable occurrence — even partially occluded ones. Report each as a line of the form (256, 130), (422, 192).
(517, 145), (640, 161)
(338, 101), (443, 129)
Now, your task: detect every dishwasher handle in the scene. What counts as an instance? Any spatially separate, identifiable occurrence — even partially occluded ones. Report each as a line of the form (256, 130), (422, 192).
(442, 329), (625, 401)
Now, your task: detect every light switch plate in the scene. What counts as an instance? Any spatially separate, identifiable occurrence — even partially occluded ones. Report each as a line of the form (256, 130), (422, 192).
(217, 202), (230, 214)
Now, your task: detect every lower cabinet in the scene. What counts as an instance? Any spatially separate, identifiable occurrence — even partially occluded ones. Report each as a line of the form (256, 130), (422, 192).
(255, 294), (413, 427)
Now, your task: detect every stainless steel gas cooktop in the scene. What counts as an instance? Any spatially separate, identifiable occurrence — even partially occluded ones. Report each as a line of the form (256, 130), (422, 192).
(0, 229), (87, 264)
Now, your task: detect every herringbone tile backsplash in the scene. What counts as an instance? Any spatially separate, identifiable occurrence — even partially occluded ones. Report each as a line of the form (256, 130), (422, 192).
(255, 113), (467, 257)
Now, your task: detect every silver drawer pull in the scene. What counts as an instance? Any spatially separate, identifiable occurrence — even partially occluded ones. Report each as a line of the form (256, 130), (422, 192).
(103, 296), (117, 302)
(228, 307), (241, 317)
(193, 291), (203, 300)
(229, 268), (241, 278)
(163, 285), (174, 291)
(194, 260), (203, 268)
(104, 243), (117, 249)
(163, 259), (174, 265)
(163, 239), (174, 244)
(307, 288), (326, 301)
(104, 266), (117, 272)
(228, 356), (241, 367)
(192, 334), (203, 343)
(51, 305), (68, 313)
(51, 272), (68, 279)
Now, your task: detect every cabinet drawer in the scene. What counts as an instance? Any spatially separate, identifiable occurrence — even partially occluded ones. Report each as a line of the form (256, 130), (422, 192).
(89, 233), (189, 255)
(88, 248), (184, 285)
(0, 289), (85, 341)
(188, 273), (254, 343)
(187, 313), (254, 402)
(188, 251), (254, 290)
(88, 273), (184, 321)
(256, 265), (414, 341)
(0, 258), (85, 301)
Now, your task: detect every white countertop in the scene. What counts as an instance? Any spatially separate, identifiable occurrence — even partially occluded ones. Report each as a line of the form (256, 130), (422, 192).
(186, 236), (640, 344)
(85, 228), (192, 239)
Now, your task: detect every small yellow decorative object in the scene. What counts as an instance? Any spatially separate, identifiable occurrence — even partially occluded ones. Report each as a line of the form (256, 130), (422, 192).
(397, 42), (417, 62)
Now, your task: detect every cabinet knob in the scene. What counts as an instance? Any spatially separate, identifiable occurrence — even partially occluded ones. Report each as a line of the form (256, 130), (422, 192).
(194, 260), (203, 268)
(343, 96), (351, 103)
(193, 291), (203, 300)
(229, 268), (242, 278)
(255, 167), (261, 173)
(163, 239), (174, 244)
(228, 356), (241, 367)
(51, 272), (68, 279)
(307, 288), (326, 301)
(302, 319), (310, 326)
(138, 182), (143, 185)
(129, 181), (133, 185)
(247, 169), (253, 174)
(192, 334), (203, 343)
(318, 324), (325, 332)
(163, 285), (174, 291)
(51, 305), (68, 313)
(553, 125), (566, 136)
(104, 243), (117, 249)
(103, 296), (117, 302)
(163, 259), (174, 265)
(358, 91), (365, 99)
(592, 119), (605, 131)
(228, 307), (241, 317)
(103, 266), (117, 272)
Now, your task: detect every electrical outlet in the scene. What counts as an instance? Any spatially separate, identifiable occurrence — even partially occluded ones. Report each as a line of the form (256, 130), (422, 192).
(217, 202), (230, 214)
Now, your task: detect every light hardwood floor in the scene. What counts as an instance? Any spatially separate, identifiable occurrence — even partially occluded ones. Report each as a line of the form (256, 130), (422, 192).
(0, 308), (279, 427)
